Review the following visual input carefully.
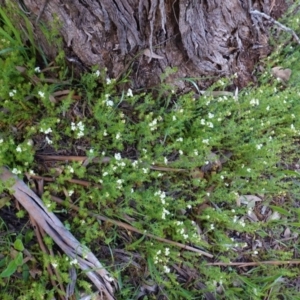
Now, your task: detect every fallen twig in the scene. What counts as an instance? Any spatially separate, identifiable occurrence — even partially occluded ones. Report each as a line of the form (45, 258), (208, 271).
(51, 195), (213, 258)
(250, 10), (300, 44)
(36, 154), (188, 172)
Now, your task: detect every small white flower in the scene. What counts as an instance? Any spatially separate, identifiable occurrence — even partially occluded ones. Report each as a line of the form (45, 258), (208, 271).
(9, 89), (16, 97)
(172, 115), (177, 121)
(34, 67), (41, 73)
(126, 88), (133, 97)
(38, 91), (45, 98)
(202, 139), (209, 144)
(106, 100), (114, 107)
(142, 168), (148, 174)
(164, 157), (168, 164)
(116, 132), (121, 140)
(266, 105), (270, 111)
(207, 122), (214, 128)
(94, 70), (100, 77)
(103, 171), (108, 176)
(250, 98), (259, 106)
(208, 113), (214, 119)
(103, 130), (108, 136)
(256, 144), (263, 150)
(200, 119), (206, 125)
(12, 168), (21, 175)
(0, 139), (3, 144)
(29, 170), (35, 175)
(165, 248), (170, 256)
(164, 266), (171, 273)
(51, 262), (58, 269)
(183, 234), (188, 239)
(68, 166), (74, 173)
(45, 136), (53, 145)
(291, 124), (296, 131)
(132, 160), (138, 167)
(114, 153), (122, 160)
(210, 224), (215, 230)
(291, 114), (295, 119)
(179, 150), (183, 155)
(16, 146), (22, 152)
(162, 208), (170, 219)
(45, 128), (52, 134)
(106, 78), (112, 84)
(247, 168), (251, 172)
(176, 137), (183, 142)
(194, 150), (198, 156)
(187, 204), (192, 209)
(239, 219), (246, 227)
(70, 258), (78, 265)
(68, 190), (74, 196)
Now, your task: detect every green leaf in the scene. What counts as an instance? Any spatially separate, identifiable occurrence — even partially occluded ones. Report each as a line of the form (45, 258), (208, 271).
(269, 205), (291, 217)
(14, 239), (24, 251)
(14, 252), (23, 267)
(22, 263), (29, 281)
(0, 260), (17, 278)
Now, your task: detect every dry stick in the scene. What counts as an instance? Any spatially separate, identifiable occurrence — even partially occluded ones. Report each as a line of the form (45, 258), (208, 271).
(51, 195), (213, 258)
(27, 174), (99, 188)
(250, 10), (300, 44)
(31, 217), (66, 298)
(206, 260), (300, 267)
(36, 155), (188, 172)
(30, 217), (58, 295)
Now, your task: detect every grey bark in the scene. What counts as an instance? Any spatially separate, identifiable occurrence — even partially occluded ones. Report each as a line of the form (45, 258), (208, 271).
(3, 0), (290, 89)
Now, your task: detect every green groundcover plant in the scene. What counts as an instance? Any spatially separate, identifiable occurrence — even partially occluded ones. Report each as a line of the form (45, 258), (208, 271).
(1, 4), (300, 300)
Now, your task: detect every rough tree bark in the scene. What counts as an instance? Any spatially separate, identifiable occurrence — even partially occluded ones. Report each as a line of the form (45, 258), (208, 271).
(4, 0), (290, 88)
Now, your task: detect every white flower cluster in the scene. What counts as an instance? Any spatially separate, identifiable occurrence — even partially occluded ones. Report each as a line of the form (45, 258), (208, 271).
(12, 168), (21, 175)
(175, 221), (188, 240)
(9, 89), (16, 97)
(149, 115), (163, 131)
(39, 127), (53, 144)
(116, 179), (124, 189)
(71, 121), (85, 138)
(153, 248), (171, 273)
(103, 94), (115, 107)
(155, 190), (170, 219)
(250, 98), (259, 106)
(200, 119), (214, 128)
(154, 190), (166, 205)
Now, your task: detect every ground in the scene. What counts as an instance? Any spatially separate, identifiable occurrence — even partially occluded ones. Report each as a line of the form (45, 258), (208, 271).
(1, 3), (300, 300)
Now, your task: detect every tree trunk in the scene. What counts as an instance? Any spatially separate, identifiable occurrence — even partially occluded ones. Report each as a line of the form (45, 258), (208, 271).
(4, 0), (289, 89)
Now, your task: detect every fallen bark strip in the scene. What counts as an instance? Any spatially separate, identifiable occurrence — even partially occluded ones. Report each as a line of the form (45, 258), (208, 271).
(0, 167), (116, 300)
(206, 260), (300, 267)
(51, 195), (213, 258)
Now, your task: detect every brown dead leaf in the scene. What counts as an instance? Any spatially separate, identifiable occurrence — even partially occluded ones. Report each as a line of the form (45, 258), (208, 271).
(271, 66), (292, 82)
(0, 196), (10, 209)
(191, 167), (204, 179)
